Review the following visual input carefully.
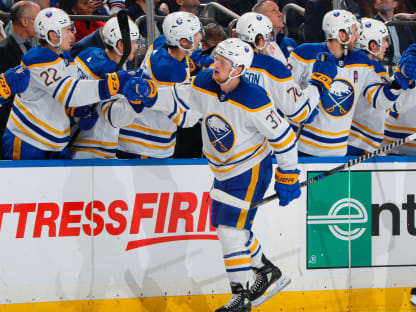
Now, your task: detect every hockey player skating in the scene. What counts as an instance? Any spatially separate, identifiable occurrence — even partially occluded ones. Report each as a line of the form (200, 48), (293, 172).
(117, 11), (202, 159)
(347, 18), (391, 156)
(288, 9), (416, 156)
(236, 12), (327, 124)
(133, 38), (301, 311)
(71, 16), (156, 159)
(2, 8), (145, 160)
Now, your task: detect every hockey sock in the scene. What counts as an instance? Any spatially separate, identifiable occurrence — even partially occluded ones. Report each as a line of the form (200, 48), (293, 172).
(245, 231), (264, 269)
(217, 225), (251, 286)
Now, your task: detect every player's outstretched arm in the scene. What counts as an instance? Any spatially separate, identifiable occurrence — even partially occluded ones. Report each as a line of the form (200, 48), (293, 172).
(0, 65), (30, 100)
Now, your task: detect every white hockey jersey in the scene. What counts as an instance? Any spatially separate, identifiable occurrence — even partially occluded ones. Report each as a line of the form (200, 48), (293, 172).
(245, 52), (320, 123)
(71, 47), (137, 159)
(348, 59), (391, 153)
(384, 87), (416, 155)
(7, 47), (111, 152)
(288, 43), (401, 156)
(152, 69), (298, 181)
(118, 44), (199, 158)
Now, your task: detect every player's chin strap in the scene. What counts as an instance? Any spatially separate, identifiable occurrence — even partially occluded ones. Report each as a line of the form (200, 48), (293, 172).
(210, 132), (416, 210)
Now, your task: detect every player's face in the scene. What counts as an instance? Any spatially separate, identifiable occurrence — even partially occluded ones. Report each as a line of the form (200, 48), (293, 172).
(60, 25), (76, 51)
(261, 1), (284, 32)
(127, 40), (138, 61)
(377, 36), (389, 61)
(347, 24), (359, 51)
(212, 55), (233, 83)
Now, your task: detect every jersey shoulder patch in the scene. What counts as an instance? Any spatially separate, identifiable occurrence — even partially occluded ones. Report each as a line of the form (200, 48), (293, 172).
(229, 78), (271, 110)
(76, 47), (117, 78)
(22, 46), (60, 67)
(251, 53), (291, 79)
(193, 69), (219, 92)
(149, 47), (188, 83)
(291, 42), (326, 62)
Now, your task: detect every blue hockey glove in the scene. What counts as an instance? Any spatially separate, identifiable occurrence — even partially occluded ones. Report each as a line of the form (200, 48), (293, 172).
(400, 43), (416, 60)
(66, 105), (99, 131)
(274, 167), (301, 207)
(309, 52), (337, 91)
(394, 55), (416, 90)
(123, 77), (158, 109)
(0, 65), (30, 99)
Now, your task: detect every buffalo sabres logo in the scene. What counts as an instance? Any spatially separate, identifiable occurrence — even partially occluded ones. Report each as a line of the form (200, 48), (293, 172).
(365, 22), (372, 28)
(176, 18), (183, 25)
(205, 114), (234, 153)
(321, 79), (355, 117)
(256, 15), (262, 21)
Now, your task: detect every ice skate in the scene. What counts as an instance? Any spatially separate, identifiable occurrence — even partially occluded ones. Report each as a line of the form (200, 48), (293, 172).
(215, 282), (251, 312)
(249, 255), (291, 307)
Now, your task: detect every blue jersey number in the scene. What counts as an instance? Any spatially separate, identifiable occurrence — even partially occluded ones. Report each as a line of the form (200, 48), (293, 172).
(40, 68), (62, 87)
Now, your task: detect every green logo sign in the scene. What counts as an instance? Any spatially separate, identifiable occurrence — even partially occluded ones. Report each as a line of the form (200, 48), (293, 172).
(307, 171), (372, 269)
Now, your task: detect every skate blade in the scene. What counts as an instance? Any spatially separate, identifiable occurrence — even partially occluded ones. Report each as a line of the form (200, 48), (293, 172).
(251, 275), (291, 307)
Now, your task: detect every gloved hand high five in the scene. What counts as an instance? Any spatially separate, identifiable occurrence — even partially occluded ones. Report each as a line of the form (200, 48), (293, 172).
(309, 52), (337, 91)
(0, 65), (30, 99)
(123, 77), (158, 113)
(274, 167), (301, 207)
(394, 54), (416, 90)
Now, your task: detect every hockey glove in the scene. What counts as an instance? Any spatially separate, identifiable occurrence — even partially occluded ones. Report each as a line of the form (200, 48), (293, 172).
(309, 52), (337, 91)
(0, 65), (30, 99)
(104, 70), (138, 96)
(274, 167), (301, 207)
(400, 43), (416, 60)
(123, 77), (158, 109)
(66, 105), (99, 131)
(394, 55), (416, 90)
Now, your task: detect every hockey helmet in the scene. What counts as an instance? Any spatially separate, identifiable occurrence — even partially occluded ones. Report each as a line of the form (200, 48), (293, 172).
(322, 9), (359, 42)
(35, 8), (73, 48)
(236, 12), (275, 51)
(162, 11), (202, 51)
(356, 18), (389, 56)
(213, 38), (253, 77)
(103, 16), (140, 56)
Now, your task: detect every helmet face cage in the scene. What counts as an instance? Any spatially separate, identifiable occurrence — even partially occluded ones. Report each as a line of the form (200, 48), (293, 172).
(236, 12), (275, 51)
(35, 8), (72, 48)
(356, 18), (389, 56)
(212, 38), (253, 84)
(162, 12), (202, 52)
(103, 17), (140, 56)
(322, 10), (359, 44)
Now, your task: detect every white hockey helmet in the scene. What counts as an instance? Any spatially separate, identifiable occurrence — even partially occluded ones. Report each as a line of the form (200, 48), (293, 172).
(162, 11), (202, 51)
(356, 18), (389, 56)
(103, 16), (140, 56)
(213, 38), (253, 84)
(236, 12), (275, 51)
(35, 8), (73, 48)
(322, 9), (359, 42)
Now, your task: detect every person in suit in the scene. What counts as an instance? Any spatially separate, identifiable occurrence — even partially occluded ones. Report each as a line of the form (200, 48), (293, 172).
(0, 1), (40, 157)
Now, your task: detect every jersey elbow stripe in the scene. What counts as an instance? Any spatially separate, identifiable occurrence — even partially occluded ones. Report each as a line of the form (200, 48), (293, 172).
(57, 78), (75, 104)
(269, 131), (296, 150)
(64, 80), (80, 108)
(349, 132), (381, 149)
(118, 136), (176, 150)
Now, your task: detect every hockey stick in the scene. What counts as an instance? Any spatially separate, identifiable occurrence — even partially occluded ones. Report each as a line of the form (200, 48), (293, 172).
(68, 10), (131, 148)
(210, 132), (416, 210)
